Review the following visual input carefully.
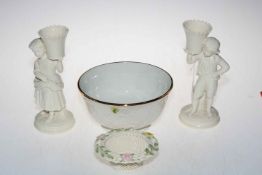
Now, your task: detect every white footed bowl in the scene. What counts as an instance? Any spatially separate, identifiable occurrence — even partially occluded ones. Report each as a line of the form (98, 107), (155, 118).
(78, 61), (173, 129)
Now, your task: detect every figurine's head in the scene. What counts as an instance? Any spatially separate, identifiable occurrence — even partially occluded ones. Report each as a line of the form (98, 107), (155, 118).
(29, 38), (46, 58)
(203, 37), (220, 57)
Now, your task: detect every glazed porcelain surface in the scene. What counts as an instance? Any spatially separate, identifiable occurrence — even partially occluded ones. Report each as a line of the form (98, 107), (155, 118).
(78, 61), (173, 129)
(95, 128), (159, 169)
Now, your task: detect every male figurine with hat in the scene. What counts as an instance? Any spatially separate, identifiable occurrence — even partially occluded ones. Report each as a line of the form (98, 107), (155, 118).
(187, 37), (230, 116)
(180, 20), (230, 128)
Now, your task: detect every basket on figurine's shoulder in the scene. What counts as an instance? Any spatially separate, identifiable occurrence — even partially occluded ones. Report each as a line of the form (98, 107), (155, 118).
(39, 25), (68, 60)
(183, 20), (212, 55)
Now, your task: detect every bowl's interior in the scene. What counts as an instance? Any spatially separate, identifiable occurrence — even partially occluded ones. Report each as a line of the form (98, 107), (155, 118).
(78, 62), (172, 104)
(105, 132), (147, 154)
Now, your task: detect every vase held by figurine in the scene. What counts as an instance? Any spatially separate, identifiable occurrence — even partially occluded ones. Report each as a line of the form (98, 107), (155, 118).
(183, 20), (212, 55)
(38, 25), (68, 60)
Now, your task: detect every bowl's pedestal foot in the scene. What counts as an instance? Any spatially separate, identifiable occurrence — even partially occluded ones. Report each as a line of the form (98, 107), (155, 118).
(179, 104), (220, 129)
(34, 109), (75, 134)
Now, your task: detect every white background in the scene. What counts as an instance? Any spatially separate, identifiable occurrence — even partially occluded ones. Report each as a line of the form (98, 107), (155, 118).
(1, 0), (262, 174)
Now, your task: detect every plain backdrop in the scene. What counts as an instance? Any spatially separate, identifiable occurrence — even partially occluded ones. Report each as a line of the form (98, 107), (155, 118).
(0, 0), (262, 175)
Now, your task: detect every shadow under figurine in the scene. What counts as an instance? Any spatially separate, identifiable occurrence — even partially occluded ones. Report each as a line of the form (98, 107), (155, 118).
(179, 20), (230, 128)
(29, 25), (74, 134)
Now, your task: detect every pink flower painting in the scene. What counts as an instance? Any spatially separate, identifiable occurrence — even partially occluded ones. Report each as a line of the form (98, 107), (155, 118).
(121, 153), (134, 162)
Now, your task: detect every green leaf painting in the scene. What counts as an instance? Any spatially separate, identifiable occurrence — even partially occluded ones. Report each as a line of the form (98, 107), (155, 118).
(111, 107), (120, 114)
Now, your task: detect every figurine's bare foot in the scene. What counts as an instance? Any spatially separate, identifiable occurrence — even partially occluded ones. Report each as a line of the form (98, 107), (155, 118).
(179, 104), (220, 129)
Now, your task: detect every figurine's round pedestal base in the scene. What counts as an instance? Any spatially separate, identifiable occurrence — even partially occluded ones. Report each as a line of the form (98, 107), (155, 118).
(34, 109), (75, 134)
(179, 104), (220, 129)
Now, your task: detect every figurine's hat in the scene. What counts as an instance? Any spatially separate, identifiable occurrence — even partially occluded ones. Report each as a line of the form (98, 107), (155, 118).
(204, 37), (220, 53)
(39, 25), (68, 60)
(183, 20), (212, 55)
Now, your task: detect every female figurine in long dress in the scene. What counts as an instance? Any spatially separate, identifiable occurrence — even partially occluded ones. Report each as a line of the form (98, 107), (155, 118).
(29, 25), (74, 134)
(30, 38), (66, 118)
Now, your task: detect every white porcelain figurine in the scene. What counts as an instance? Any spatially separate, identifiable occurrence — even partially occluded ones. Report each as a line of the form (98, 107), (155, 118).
(29, 25), (74, 134)
(179, 20), (230, 128)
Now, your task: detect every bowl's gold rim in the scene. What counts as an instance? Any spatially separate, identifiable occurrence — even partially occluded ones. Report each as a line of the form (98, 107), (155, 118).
(77, 61), (173, 106)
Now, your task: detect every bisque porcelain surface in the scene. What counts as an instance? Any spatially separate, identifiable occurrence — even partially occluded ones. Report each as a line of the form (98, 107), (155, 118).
(30, 25), (74, 134)
(38, 25), (69, 60)
(95, 128), (159, 169)
(183, 20), (212, 55)
(34, 109), (74, 133)
(78, 61), (173, 129)
(179, 105), (220, 128)
(180, 20), (230, 128)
